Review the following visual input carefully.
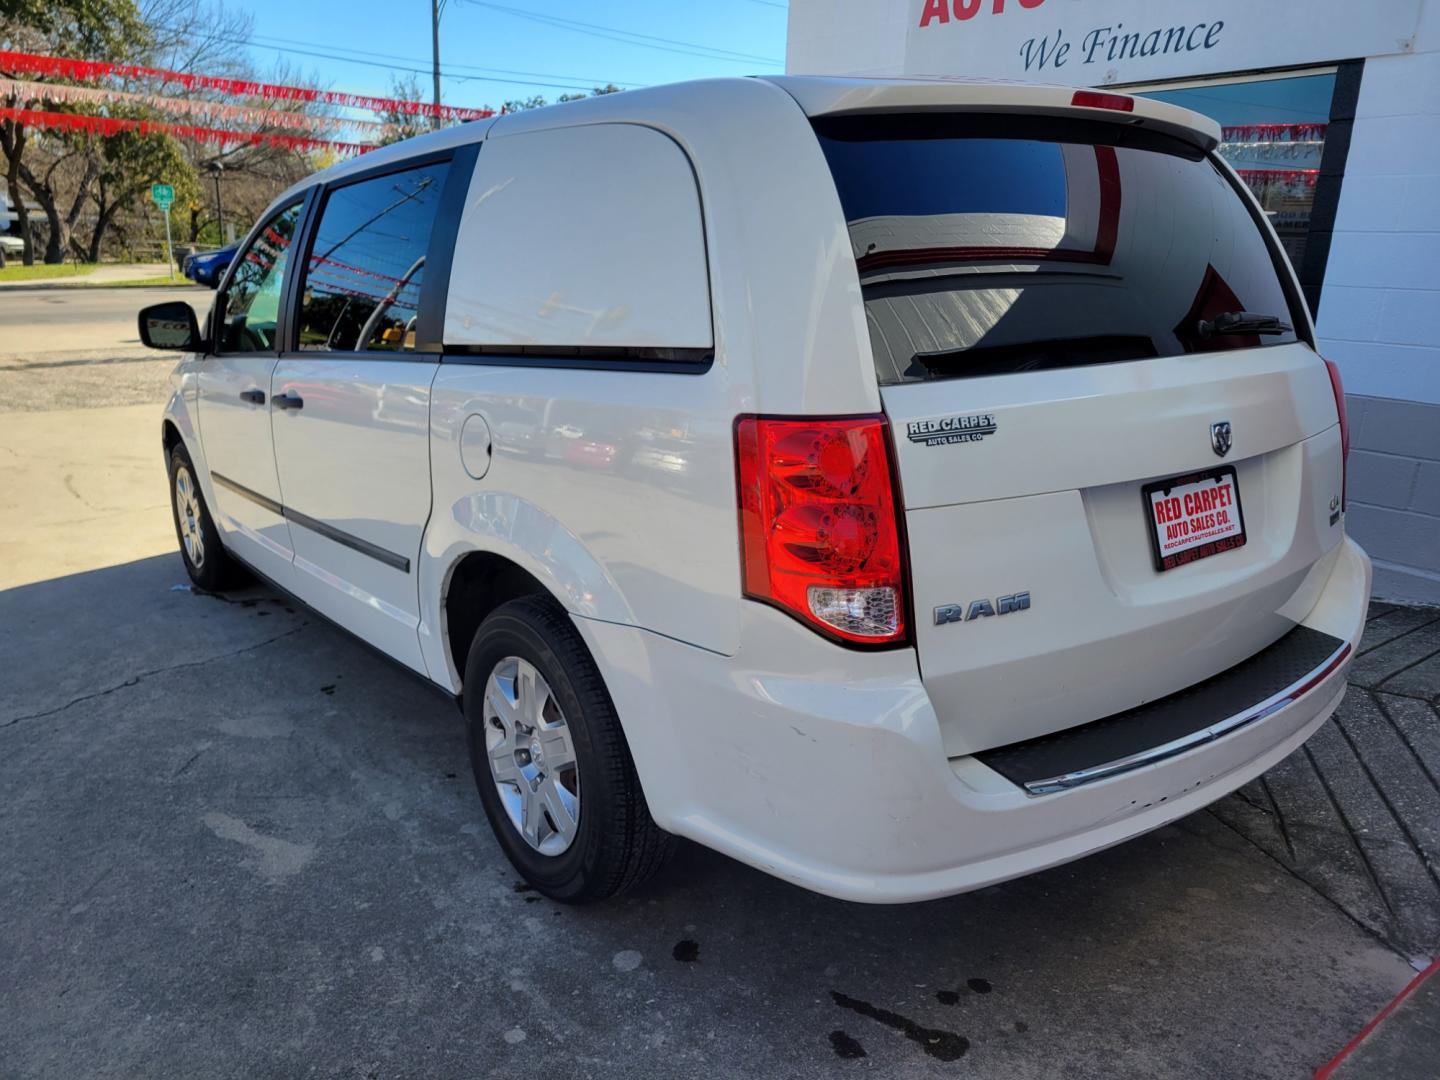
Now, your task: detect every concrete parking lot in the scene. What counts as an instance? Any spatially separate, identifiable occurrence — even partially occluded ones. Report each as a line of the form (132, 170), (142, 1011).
(2, 287), (1437, 1078)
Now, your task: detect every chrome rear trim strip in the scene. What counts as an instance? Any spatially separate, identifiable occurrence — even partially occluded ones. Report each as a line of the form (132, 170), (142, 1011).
(1023, 640), (1352, 796)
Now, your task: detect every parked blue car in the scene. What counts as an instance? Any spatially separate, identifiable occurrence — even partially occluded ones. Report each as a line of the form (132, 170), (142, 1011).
(182, 243), (237, 288)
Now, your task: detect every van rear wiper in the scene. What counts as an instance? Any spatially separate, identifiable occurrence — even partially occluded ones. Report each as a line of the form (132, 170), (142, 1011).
(1197, 311), (1293, 339)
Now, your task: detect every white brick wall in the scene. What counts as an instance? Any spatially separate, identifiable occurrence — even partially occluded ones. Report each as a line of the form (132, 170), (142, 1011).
(1318, 4), (1440, 602)
(1318, 11), (1440, 403)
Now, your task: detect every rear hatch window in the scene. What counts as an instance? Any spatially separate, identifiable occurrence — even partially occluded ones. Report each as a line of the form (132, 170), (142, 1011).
(815, 115), (1302, 385)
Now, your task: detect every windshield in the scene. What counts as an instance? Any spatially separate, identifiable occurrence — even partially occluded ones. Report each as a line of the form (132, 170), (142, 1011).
(815, 115), (1303, 385)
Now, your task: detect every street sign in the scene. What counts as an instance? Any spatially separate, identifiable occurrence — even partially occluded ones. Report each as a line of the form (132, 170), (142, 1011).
(152, 183), (176, 279)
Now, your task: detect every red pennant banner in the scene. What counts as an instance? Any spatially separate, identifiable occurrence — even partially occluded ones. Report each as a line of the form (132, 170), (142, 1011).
(310, 254), (413, 287)
(0, 50), (493, 122)
(0, 106), (375, 156)
(1220, 123), (1328, 142)
(0, 78), (399, 138)
(1236, 167), (1320, 189)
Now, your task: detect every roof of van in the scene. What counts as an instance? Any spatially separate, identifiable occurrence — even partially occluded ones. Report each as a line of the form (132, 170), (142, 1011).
(273, 74), (1220, 206)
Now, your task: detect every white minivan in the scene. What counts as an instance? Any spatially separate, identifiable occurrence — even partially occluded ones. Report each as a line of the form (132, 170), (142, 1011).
(141, 76), (1369, 904)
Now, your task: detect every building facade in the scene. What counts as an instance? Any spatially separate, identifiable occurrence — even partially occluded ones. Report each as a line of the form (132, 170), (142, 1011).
(788, 0), (1440, 603)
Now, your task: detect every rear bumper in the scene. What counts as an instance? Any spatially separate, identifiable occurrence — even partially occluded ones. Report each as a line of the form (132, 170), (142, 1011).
(976, 623), (1350, 794)
(576, 535), (1371, 903)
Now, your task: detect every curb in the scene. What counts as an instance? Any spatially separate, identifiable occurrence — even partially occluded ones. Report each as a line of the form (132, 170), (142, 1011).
(1314, 956), (1440, 1078)
(0, 281), (200, 293)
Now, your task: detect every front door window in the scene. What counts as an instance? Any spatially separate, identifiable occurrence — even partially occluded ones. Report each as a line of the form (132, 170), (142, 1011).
(218, 202), (302, 353)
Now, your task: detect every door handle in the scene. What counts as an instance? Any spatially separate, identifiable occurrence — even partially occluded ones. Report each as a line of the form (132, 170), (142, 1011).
(272, 393), (304, 411)
(239, 388), (266, 405)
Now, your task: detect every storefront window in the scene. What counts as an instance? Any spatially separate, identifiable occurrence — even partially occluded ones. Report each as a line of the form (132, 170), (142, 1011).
(1137, 72), (1335, 270)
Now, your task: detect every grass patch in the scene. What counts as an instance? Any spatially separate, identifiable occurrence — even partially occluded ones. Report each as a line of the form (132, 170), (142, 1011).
(0, 263), (90, 282)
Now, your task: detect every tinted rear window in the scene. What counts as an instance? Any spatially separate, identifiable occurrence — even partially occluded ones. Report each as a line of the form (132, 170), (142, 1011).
(816, 116), (1302, 385)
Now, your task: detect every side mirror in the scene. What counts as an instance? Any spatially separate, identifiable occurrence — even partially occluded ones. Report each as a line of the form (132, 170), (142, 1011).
(138, 301), (205, 352)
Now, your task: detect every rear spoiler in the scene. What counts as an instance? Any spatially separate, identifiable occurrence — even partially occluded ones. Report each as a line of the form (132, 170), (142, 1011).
(761, 75), (1220, 153)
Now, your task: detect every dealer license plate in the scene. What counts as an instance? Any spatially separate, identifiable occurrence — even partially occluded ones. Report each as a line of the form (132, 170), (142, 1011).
(1143, 467), (1247, 572)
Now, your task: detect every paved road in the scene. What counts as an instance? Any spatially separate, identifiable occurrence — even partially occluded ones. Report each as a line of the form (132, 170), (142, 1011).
(0, 338), (1434, 1078)
(0, 284), (209, 360)
(0, 285), (209, 411)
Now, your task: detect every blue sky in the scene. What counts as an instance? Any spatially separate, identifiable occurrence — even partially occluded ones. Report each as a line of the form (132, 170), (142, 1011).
(235, 0), (790, 115)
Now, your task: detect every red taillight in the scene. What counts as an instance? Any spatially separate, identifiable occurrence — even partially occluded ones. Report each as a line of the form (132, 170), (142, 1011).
(1071, 90), (1136, 113)
(735, 415), (907, 645)
(1324, 357), (1350, 511)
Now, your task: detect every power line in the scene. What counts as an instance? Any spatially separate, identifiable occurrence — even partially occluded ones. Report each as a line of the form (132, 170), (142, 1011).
(239, 30), (643, 91)
(150, 19), (641, 98)
(456, 0), (783, 66)
(233, 38), (635, 95)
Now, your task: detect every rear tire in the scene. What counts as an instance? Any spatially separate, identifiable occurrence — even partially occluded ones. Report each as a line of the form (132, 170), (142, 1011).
(464, 596), (672, 903)
(168, 442), (241, 592)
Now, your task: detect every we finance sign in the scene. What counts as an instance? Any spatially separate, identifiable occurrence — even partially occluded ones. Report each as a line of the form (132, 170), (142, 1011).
(905, 0), (1423, 85)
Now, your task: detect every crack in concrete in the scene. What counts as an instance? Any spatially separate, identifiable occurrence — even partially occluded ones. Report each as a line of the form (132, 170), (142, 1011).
(1371, 692), (1440, 797)
(1204, 807), (1412, 963)
(1372, 686), (1440, 706)
(1368, 646), (1440, 696)
(1302, 743), (1400, 923)
(1355, 615), (1440, 658)
(1332, 712), (1440, 898)
(171, 747), (207, 779)
(1260, 774), (1298, 863)
(0, 625), (308, 730)
(1232, 785), (1273, 816)
(61, 472), (111, 513)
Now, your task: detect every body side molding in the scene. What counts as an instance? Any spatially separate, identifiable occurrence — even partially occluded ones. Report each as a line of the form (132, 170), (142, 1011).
(210, 470), (411, 573)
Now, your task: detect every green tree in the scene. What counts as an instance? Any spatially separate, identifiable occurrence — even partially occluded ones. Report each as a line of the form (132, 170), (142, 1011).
(502, 94), (548, 113)
(0, 0), (153, 262)
(0, 0), (147, 55)
(507, 85), (622, 113)
(86, 115), (197, 262)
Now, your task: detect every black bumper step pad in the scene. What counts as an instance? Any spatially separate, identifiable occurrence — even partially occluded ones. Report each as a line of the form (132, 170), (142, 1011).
(974, 624), (1346, 793)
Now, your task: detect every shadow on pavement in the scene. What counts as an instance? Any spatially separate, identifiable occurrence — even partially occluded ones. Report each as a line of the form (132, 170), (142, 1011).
(0, 554), (1417, 1079)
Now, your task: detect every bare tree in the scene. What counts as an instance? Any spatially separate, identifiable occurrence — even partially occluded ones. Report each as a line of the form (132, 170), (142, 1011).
(378, 74), (434, 147)
(175, 57), (343, 246)
(141, 0), (255, 77)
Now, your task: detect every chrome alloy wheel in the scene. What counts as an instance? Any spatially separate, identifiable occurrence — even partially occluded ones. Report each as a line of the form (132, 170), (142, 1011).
(175, 465), (205, 569)
(482, 656), (580, 855)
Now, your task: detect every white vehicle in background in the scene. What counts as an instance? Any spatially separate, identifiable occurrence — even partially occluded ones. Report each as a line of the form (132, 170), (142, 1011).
(1, 193), (24, 260)
(140, 76), (1368, 904)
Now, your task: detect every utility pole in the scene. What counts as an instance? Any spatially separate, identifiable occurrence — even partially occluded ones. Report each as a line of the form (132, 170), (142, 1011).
(208, 162), (226, 244)
(431, 0), (444, 130)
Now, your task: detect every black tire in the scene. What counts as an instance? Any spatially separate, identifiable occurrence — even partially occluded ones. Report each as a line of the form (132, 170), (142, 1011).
(167, 442), (241, 591)
(464, 596), (672, 903)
